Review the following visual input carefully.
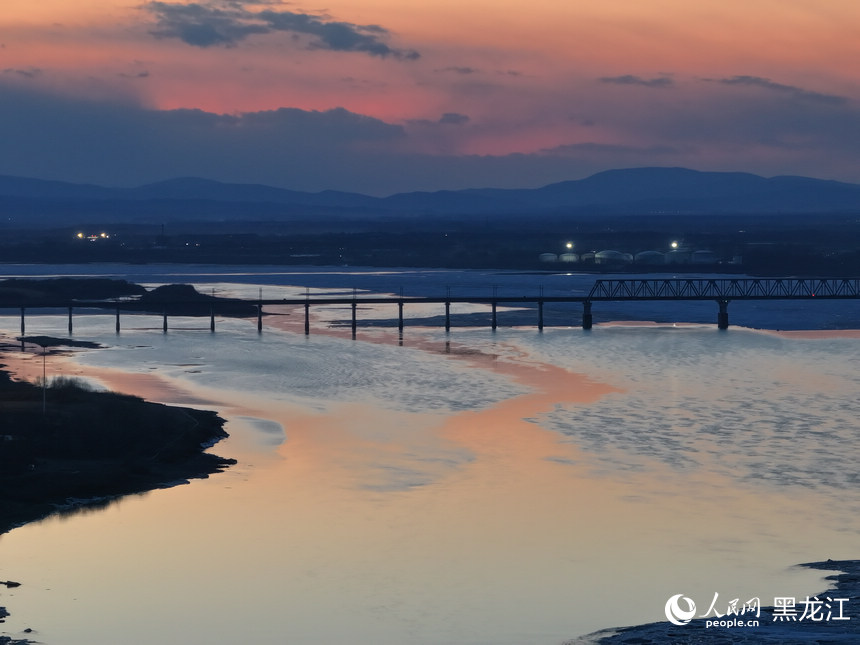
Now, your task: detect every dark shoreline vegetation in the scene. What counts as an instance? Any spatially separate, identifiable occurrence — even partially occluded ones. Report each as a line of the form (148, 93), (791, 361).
(0, 277), (247, 535)
(0, 357), (235, 536)
(0, 327), (235, 642)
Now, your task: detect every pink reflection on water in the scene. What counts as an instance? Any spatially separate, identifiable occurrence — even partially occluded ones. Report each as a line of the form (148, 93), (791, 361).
(0, 326), (850, 644)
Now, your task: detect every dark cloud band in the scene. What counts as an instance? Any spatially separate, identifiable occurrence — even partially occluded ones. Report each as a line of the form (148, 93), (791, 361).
(599, 74), (674, 88)
(716, 75), (846, 105)
(1, 78), (858, 195)
(141, 0), (420, 59)
(3, 67), (42, 79)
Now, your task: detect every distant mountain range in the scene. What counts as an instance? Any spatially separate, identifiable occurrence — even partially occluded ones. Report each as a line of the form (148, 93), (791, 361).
(2, 167), (860, 227)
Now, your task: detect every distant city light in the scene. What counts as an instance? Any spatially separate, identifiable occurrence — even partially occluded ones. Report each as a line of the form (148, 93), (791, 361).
(565, 241), (574, 249)
(75, 231), (112, 241)
(670, 241), (679, 249)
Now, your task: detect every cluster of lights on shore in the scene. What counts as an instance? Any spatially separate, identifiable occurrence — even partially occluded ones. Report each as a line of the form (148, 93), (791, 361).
(75, 232), (110, 241)
(563, 240), (682, 251)
(540, 238), (715, 266)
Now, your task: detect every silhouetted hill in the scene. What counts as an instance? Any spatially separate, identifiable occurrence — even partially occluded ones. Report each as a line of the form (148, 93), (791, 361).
(0, 175), (114, 200)
(122, 177), (379, 209)
(417, 167), (860, 213)
(1, 167), (860, 228)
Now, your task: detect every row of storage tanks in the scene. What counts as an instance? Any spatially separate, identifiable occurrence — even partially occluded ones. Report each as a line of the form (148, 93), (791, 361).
(539, 250), (724, 265)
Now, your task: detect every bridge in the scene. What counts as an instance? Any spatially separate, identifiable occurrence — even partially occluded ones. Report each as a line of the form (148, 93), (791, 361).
(586, 277), (860, 300)
(583, 277), (860, 329)
(4, 277), (860, 336)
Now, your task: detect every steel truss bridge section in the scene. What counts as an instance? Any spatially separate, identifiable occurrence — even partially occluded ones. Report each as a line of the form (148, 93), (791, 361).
(586, 278), (860, 301)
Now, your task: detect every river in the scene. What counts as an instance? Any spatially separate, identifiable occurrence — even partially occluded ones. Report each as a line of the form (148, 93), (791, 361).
(0, 265), (858, 644)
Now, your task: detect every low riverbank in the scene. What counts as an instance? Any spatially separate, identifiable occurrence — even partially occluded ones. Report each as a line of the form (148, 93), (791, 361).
(0, 358), (235, 533)
(0, 355), (235, 535)
(0, 338), (235, 641)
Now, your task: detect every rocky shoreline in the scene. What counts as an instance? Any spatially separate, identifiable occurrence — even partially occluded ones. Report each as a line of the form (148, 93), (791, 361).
(0, 583), (30, 645)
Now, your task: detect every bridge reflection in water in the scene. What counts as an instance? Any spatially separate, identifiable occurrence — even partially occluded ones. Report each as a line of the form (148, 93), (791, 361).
(5, 277), (860, 337)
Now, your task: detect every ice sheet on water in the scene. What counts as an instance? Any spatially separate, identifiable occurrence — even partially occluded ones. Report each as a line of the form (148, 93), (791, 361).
(509, 326), (860, 493)
(72, 320), (527, 415)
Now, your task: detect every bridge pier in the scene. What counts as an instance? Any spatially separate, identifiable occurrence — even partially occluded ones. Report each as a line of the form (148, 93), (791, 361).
(304, 302), (310, 335)
(398, 300), (404, 333)
(351, 301), (357, 338)
(538, 300), (544, 331)
(491, 301), (497, 331)
(257, 303), (263, 333)
(163, 311), (168, 333)
(20, 307), (25, 335)
(445, 301), (451, 332)
(717, 299), (730, 330)
(210, 305), (215, 332)
(68, 306), (73, 334)
(582, 301), (593, 330)
(116, 307), (121, 333)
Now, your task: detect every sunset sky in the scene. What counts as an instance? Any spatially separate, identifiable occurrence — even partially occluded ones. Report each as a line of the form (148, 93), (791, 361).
(2, 0), (859, 194)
